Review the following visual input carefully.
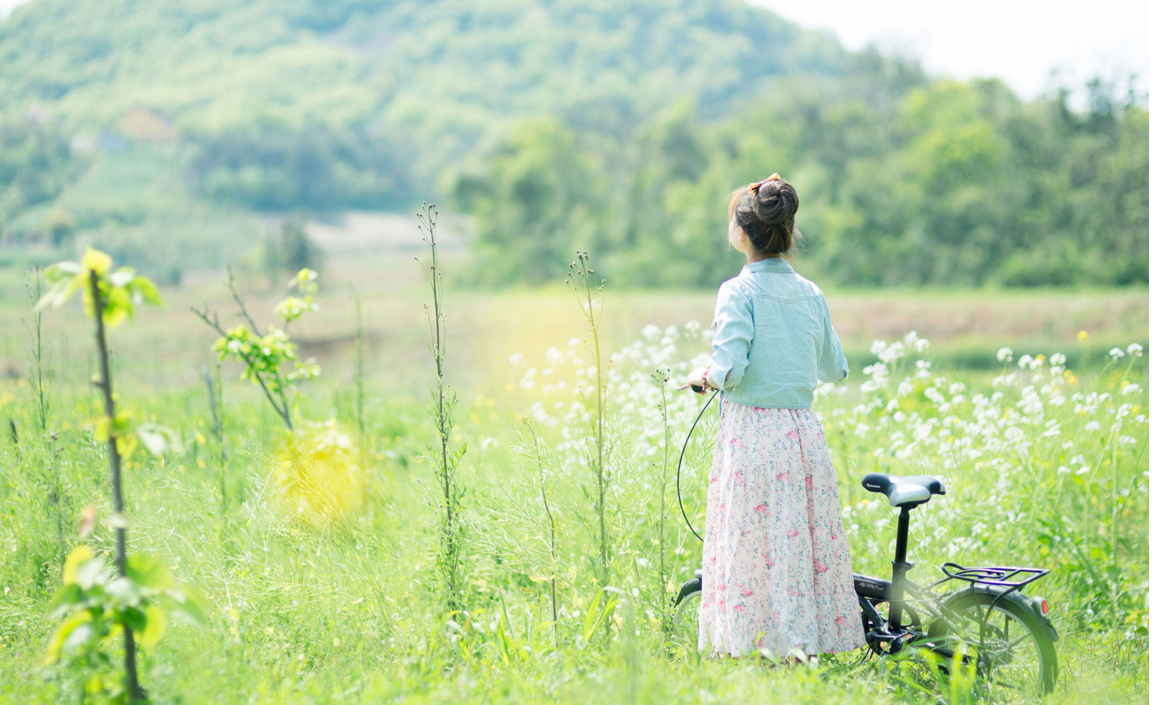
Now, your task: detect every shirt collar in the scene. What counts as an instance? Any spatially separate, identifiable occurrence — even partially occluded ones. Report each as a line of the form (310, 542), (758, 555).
(743, 257), (794, 274)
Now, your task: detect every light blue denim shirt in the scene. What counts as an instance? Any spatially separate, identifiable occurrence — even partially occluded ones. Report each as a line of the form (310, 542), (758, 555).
(704, 257), (848, 409)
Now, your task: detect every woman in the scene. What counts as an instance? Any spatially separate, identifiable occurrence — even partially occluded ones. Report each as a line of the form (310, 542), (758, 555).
(686, 174), (865, 661)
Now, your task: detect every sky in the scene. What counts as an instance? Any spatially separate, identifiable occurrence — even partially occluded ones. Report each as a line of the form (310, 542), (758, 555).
(2, 0), (1147, 100)
(751, 0), (1149, 100)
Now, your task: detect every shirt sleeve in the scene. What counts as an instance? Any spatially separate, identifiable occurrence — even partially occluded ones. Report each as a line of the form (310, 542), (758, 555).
(706, 282), (754, 391)
(817, 295), (849, 383)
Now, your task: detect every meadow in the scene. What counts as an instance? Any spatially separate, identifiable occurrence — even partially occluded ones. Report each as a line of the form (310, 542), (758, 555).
(0, 243), (1147, 704)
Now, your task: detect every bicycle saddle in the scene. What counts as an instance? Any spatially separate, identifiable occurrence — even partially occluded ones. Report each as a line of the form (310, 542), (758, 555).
(861, 473), (946, 507)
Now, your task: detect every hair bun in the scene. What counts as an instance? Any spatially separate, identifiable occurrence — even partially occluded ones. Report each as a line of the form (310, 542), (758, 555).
(727, 174), (801, 257)
(753, 178), (799, 227)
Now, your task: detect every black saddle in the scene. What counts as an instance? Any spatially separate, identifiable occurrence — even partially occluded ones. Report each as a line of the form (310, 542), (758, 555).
(862, 473), (946, 508)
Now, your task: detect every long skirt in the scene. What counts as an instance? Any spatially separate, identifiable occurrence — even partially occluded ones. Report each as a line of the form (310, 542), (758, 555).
(698, 400), (866, 657)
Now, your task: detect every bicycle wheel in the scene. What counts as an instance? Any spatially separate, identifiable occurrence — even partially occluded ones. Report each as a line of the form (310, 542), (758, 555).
(927, 591), (1058, 694)
(670, 576), (702, 648)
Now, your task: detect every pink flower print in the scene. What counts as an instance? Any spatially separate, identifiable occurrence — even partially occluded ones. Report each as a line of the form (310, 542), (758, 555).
(718, 599), (727, 611)
(785, 429), (799, 442)
(834, 616), (847, 628)
(762, 552), (775, 568)
(786, 528), (799, 538)
(804, 476), (814, 491)
(733, 604), (746, 615)
(717, 583), (727, 592)
(815, 561), (829, 574)
(776, 471), (789, 482)
(830, 532), (837, 540)
(741, 587), (754, 597)
(754, 503), (768, 516)
(786, 587), (802, 598)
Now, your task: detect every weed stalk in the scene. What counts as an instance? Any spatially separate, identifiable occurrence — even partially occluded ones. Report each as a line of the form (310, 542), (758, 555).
(24, 264), (52, 434)
(566, 251), (611, 589)
(417, 203), (466, 612)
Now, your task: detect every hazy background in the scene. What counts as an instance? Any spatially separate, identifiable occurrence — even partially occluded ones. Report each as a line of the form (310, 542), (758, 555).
(0, 0), (1147, 394)
(752, 0), (1148, 101)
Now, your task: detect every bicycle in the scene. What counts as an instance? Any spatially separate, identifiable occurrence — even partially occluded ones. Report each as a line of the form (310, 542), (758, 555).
(670, 390), (1059, 694)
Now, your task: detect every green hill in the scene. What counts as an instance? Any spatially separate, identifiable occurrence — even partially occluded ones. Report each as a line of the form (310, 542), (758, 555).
(0, 0), (852, 169)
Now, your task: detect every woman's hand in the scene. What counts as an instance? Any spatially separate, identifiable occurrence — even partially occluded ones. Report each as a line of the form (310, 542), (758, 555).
(685, 366), (714, 394)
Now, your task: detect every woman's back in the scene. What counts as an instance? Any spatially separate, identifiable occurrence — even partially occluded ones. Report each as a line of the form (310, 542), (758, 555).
(708, 257), (848, 410)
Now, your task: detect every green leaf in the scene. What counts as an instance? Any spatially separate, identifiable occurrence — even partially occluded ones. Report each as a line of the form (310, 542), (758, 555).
(62, 545), (94, 585)
(75, 557), (108, 591)
(43, 612), (93, 664)
(139, 604), (165, 648)
(43, 261), (81, 282)
(104, 576), (142, 607)
(108, 268), (136, 288)
(121, 606), (148, 634)
(136, 424), (182, 456)
(47, 584), (84, 620)
(102, 285), (133, 328)
(129, 275), (164, 307)
(125, 554), (173, 590)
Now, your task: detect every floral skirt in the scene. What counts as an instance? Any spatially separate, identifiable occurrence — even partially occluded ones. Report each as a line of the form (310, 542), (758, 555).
(698, 400), (866, 657)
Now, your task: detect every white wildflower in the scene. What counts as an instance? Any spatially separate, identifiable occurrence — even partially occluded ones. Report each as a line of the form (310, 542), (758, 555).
(1121, 383), (1142, 396)
(1085, 420), (1101, 432)
(997, 347), (1014, 363)
(1109, 347), (1125, 361)
(1017, 354), (1033, 369)
(1119, 435), (1136, 446)
(1127, 343), (1144, 358)
(1049, 352), (1066, 366)
(510, 353), (524, 367)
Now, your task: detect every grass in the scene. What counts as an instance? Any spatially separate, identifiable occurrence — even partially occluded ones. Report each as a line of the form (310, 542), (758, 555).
(0, 243), (1146, 703)
(0, 288), (1147, 704)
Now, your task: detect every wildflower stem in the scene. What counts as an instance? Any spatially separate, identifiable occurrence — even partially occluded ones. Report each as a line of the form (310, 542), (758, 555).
(418, 202), (464, 612)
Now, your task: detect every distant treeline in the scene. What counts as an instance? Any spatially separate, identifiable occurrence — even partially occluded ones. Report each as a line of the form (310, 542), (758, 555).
(449, 77), (1149, 288)
(0, 0), (1147, 287)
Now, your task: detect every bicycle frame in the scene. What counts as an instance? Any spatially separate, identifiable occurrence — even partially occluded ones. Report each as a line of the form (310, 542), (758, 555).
(855, 503), (1054, 658)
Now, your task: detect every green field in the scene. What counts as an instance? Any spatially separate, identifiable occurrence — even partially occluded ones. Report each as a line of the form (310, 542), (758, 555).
(0, 250), (1147, 704)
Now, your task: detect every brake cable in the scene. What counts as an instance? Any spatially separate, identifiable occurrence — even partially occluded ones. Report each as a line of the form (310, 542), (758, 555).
(676, 388), (720, 542)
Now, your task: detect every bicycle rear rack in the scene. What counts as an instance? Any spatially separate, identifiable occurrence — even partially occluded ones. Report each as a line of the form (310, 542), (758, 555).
(935, 562), (1049, 592)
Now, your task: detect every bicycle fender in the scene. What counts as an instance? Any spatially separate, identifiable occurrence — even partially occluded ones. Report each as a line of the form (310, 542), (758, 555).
(675, 577), (702, 606)
(941, 584), (1059, 643)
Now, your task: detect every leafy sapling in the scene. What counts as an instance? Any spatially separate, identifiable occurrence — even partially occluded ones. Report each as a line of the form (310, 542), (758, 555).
(38, 247), (184, 703)
(192, 267), (322, 431)
(45, 540), (207, 703)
